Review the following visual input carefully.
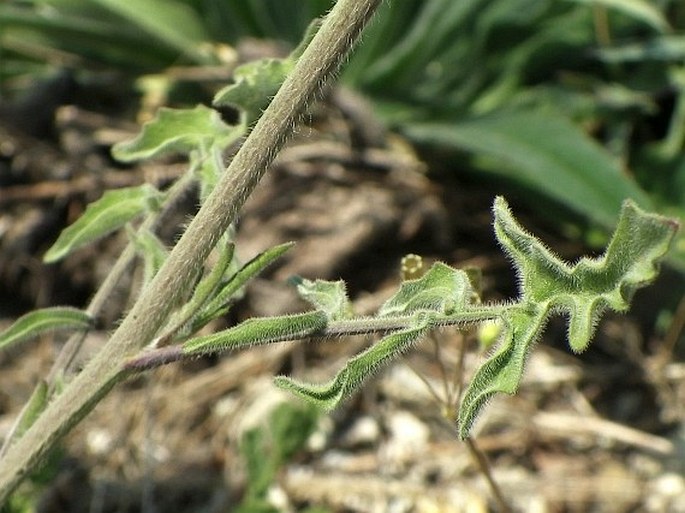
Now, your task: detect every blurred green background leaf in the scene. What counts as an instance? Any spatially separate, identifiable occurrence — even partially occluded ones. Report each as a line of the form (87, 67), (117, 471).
(2, 0), (684, 268)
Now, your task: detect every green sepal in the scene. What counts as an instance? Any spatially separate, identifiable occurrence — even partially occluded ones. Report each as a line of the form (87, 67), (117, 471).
(0, 307), (92, 350)
(275, 312), (433, 410)
(183, 310), (328, 356)
(112, 104), (242, 162)
(294, 278), (354, 321)
(44, 184), (163, 263)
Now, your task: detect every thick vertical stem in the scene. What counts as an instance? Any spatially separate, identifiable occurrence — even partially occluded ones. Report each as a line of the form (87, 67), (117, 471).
(0, 0), (381, 502)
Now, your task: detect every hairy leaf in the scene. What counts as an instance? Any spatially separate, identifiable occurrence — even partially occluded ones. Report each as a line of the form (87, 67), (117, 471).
(213, 59), (294, 126)
(457, 306), (546, 438)
(193, 242), (295, 329)
(44, 184), (163, 263)
(275, 313), (433, 410)
(457, 196), (678, 438)
(112, 105), (240, 162)
(494, 196), (678, 351)
(183, 311), (327, 355)
(294, 278), (353, 320)
(212, 18), (320, 126)
(378, 262), (473, 317)
(0, 308), (92, 350)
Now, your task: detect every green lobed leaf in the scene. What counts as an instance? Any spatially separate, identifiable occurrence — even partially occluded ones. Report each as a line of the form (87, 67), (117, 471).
(0, 307), (92, 350)
(183, 311), (328, 356)
(294, 278), (354, 321)
(275, 313), (433, 411)
(378, 262), (474, 317)
(457, 197), (678, 438)
(112, 105), (241, 162)
(494, 196), (679, 351)
(213, 59), (294, 126)
(43, 184), (163, 263)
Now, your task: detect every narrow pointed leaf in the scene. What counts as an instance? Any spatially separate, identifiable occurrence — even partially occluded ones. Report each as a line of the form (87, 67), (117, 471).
(194, 242), (295, 328)
(0, 307), (92, 350)
(183, 311), (327, 356)
(275, 313), (433, 410)
(11, 380), (48, 442)
(112, 105), (241, 162)
(44, 184), (163, 263)
(167, 242), (235, 338)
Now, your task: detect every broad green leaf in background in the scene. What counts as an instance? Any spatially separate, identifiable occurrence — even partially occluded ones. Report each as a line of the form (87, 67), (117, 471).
(112, 105), (241, 162)
(595, 36), (685, 63)
(0, 307), (92, 350)
(567, 0), (671, 33)
(43, 184), (163, 263)
(404, 110), (653, 229)
(92, 0), (210, 62)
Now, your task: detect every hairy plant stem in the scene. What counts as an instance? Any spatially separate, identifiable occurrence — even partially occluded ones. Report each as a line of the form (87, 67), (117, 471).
(0, 0), (381, 501)
(124, 308), (505, 372)
(48, 170), (198, 387)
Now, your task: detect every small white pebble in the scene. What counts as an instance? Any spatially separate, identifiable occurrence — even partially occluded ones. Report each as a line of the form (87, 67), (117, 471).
(86, 429), (113, 456)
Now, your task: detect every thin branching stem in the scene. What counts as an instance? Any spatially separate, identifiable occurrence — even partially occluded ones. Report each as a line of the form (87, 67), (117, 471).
(465, 437), (512, 513)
